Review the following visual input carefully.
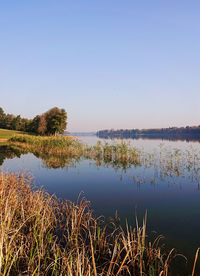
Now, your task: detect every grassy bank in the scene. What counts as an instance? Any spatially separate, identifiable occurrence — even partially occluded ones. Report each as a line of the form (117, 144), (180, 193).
(0, 171), (179, 276)
(9, 134), (83, 155)
(0, 129), (27, 143)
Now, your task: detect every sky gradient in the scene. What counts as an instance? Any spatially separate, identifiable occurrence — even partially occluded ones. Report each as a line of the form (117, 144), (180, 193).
(0, 1), (200, 132)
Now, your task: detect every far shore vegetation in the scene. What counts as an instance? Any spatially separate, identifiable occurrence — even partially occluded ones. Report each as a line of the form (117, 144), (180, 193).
(97, 126), (200, 140)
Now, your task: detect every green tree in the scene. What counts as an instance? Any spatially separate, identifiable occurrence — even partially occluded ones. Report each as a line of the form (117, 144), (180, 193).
(45, 107), (67, 135)
(30, 115), (40, 133)
(0, 107), (67, 135)
(22, 118), (32, 132)
(11, 115), (22, 130)
(37, 115), (47, 135)
(4, 114), (15, 129)
(0, 107), (6, 128)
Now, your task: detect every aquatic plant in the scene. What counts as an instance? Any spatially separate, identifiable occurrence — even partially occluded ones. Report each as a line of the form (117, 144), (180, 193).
(8, 135), (200, 185)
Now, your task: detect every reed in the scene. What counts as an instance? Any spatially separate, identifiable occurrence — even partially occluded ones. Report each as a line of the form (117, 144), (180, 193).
(8, 135), (142, 166)
(0, 171), (177, 275)
(8, 135), (200, 184)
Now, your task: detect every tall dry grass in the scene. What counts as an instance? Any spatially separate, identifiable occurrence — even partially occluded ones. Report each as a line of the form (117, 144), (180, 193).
(0, 171), (177, 275)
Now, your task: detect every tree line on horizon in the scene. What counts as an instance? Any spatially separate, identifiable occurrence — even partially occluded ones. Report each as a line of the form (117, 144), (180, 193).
(0, 107), (67, 135)
(97, 125), (200, 139)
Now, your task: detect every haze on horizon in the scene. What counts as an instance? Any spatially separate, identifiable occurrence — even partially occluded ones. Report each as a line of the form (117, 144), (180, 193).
(0, 1), (200, 132)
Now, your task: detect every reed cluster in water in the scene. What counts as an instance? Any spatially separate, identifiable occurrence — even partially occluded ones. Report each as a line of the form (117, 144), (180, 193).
(8, 136), (141, 167)
(0, 171), (177, 276)
(9, 135), (200, 183)
(9, 135), (85, 156)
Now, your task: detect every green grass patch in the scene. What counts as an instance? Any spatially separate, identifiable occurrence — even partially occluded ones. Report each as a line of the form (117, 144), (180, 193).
(0, 128), (27, 140)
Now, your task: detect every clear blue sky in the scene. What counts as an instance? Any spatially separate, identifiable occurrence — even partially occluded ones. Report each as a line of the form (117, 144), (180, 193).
(0, 1), (200, 132)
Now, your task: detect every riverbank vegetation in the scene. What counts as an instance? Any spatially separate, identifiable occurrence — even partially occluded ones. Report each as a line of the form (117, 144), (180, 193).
(97, 126), (200, 140)
(0, 129), (26, 142)
(0, 106), (67, 135)
(1, 138), (200, 274)
(8, 135), (200, 184)
(0, 171), (188, 275)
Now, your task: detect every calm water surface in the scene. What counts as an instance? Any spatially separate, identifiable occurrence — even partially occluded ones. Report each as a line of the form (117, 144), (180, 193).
(1, 136), (200, 273)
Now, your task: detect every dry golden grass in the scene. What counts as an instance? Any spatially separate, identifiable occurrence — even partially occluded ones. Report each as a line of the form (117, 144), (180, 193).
(0, 139), (7, 143)
(0, 171), (179, 276)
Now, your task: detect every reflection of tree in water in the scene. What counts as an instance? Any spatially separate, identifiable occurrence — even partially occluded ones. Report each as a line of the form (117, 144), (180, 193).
(1, 143), (199, 187)
(0, 145), (23, 166)
(34, 152), (80, 169)
(0, 144), (80, 169)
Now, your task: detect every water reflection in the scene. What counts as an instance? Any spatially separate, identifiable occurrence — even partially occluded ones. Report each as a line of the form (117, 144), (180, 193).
(96, 132), (200, 142)
(1, 140), (200, 274)
(0, 143), (200, 188)
(0, 144), (80, 169)
(78, 134), (200, 152)
(0, 145), (22, 166)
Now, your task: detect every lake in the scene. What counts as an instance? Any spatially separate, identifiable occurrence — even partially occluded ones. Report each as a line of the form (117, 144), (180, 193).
(1, 135), (200, 274)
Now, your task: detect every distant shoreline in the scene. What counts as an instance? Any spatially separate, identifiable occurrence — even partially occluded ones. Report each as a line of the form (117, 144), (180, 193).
(97, 126), (200, 142)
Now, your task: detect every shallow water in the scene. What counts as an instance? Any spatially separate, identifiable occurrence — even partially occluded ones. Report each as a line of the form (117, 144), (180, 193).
(1, 136), (200, 274)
